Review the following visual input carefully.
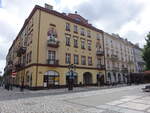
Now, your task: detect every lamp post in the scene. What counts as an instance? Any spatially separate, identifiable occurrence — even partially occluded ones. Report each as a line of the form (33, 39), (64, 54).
(68, 64), (76, 91)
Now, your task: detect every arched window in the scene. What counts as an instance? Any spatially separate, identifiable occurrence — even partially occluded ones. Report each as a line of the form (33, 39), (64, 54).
(44, 71), (59, 76)
(44, 71), (59, 87)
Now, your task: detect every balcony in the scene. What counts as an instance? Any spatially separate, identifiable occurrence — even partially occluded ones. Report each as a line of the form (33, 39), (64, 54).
(47, 39), (59, 48)
(96, 50), (104, 56)
(128, 60), (134, 64)
(97, 64), (105, 70)
(8, 60), (13, 65)
(112, 67), (119, 72)
(4, 65), (13, 73)
(111, 54), (118, 60)
(15, 63), (25, 70)
(121, 67), (128, 73)
(47, 59), (59, 66)
(17, 47), (26, 57)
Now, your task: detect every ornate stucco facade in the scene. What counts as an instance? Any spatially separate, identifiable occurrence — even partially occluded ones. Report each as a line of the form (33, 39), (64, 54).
(104, 33), (135, 84)
(4, 5), (105, 89)
(133, 45), (145, 72)
(4, 4), (145, 89)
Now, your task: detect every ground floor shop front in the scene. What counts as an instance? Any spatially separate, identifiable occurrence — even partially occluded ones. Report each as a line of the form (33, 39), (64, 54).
(12, 65), (105, 90)
(105, 71), (130, 85)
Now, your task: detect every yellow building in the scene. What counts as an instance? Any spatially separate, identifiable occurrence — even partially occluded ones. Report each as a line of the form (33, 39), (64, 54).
(4, 4), (105, 89)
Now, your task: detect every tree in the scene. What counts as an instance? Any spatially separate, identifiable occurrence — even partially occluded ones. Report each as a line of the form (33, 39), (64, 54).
(143, 32), (150, 70)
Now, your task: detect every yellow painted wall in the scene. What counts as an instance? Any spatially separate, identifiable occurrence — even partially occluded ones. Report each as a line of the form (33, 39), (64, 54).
(34, 66), (104, 86)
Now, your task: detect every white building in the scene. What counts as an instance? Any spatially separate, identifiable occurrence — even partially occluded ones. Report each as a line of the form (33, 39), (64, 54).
(133, 45), (145, 72)
(104, 33), (135, 84)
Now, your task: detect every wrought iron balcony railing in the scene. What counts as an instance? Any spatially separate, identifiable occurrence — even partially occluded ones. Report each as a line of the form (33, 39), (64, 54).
(47, 59), (59, 66)
(97, 64), (105, 70)
(47, 39), (59, 48)
(111, 54), (118, 60)
(16, 47), (26, 57)
(121, 67), (128, 72)
(96, 50), (104, 56)
(112, 67), (119, 71)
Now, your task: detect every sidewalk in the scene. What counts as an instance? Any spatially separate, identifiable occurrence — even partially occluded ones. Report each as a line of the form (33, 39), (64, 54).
(0, 84), (130, 101)
(2, 83), (129, 93)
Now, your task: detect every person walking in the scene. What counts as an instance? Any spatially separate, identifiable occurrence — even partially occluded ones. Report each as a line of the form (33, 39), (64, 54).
(20, 79), (24, 92)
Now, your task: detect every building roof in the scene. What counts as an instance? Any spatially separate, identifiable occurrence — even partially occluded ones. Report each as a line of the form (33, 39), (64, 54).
(68, 13), (88, 24)
(9, 5), (103, 52)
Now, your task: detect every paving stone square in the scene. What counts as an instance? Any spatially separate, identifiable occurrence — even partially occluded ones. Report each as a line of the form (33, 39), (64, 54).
(0, 84), (150, 113)
(118, 102), (150, 110)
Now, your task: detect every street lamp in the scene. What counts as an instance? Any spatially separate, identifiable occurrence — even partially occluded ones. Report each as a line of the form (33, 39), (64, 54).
(68, 64), (76, 91)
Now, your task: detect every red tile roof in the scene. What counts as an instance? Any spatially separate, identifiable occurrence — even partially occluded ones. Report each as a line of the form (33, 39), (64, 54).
(68, 13), (88, 24)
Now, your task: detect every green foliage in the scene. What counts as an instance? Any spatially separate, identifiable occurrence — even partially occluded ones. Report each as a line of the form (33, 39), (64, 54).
(143, 32), (150, 70)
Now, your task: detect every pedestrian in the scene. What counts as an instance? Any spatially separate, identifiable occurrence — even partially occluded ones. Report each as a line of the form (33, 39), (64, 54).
(20, 80), (24, 92)
(7, 83), (10, 91)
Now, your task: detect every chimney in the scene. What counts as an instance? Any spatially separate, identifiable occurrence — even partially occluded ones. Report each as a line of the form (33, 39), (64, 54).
(45, 3), (53, 10)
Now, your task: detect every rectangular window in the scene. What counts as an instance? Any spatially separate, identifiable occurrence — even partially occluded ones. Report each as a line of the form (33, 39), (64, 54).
(87, 41), (91, 51)
(26, 53), (29, 64)
(23, 55), (26, 64)
(81, 56), (86, 65)
(96, 34), (100, 40)
(81, 40), (85, 49)
(29, 51), (32, 63)
(48, 51), (56, 64)
(88, 57), (92, 66)
(48, 51), (55, 60)
(74, 25), (78, 33)
(66, 23), (70, 31)
(87, 30), (91, 37)
(74, 55), (79, 64)
(66, 53), (71, 64)
(97, 59), (102, 65)
(80, 28), (85, 36)
(74, 39), (78, 48)
(66, 37), (70, 46)
(107, 61), (110, 68)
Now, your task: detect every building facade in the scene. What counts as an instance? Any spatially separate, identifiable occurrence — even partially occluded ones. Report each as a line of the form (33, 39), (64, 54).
(133, 45), (145, 72)
(4, 4), (145, 89)
(4, 5), (105, 89)
(104, 33), (135, 84)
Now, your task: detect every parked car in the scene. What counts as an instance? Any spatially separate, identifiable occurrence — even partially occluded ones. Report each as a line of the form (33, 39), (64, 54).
(142, 85), (150, 92)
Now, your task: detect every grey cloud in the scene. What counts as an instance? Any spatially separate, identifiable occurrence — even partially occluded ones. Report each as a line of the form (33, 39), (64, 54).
(0, 38), (12, 60)
(74, 0), (143, 32)
(0, 21), (16, 42)
(123, 30), (146, 47)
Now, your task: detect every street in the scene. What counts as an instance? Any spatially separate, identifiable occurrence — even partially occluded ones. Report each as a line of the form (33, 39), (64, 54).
(0, 84), (150, 113)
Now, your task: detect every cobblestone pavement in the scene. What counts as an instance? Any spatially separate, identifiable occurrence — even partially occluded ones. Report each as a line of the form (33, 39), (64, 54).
(0, 84), (149, 113)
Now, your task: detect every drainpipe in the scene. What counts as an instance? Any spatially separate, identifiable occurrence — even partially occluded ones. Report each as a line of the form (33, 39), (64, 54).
(35, 10), (41, 88)
(102, 31), (107, 84)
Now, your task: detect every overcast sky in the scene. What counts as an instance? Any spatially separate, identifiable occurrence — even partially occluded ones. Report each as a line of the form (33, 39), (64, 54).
(0, 0), (150, 75)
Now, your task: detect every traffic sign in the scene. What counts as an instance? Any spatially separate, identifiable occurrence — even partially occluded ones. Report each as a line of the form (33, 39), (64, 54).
(12, 72), (16, 78)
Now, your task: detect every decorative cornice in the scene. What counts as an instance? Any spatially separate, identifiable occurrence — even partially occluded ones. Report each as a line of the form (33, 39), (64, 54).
(15, 63), (105, 72)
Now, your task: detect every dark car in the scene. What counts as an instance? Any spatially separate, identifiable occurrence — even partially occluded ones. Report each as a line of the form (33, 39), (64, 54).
(142, 85), (150, 92)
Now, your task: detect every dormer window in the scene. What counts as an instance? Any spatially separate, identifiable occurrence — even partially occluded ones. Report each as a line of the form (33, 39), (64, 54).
(66, 23), (70, 31)
(75, 18), (81, 22)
